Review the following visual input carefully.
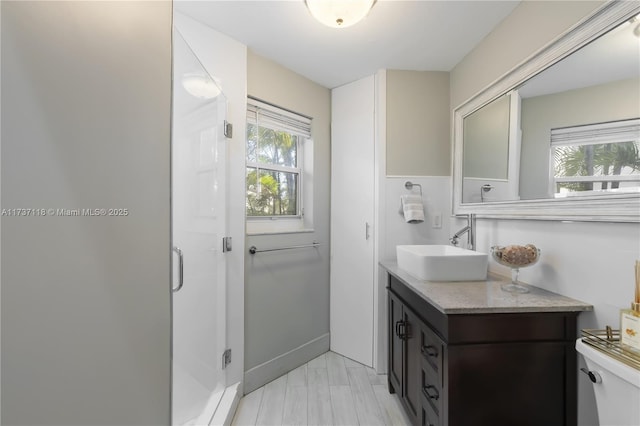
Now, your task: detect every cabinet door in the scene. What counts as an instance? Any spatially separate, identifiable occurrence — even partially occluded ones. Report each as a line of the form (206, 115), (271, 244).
(403, 307), (422, 424)
(447, 342), (568, 426)
(388, 292), (404, 394)
(330, 76), (375, 366)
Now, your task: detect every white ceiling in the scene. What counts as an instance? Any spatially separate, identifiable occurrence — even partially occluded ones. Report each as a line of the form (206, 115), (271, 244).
(175, 0), (520, 89)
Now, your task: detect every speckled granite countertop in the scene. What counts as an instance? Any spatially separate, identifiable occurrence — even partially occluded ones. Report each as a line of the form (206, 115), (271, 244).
(381, 261), (593, 315)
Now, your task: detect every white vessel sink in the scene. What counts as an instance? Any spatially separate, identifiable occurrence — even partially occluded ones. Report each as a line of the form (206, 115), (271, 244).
(396, 245), (488, 281)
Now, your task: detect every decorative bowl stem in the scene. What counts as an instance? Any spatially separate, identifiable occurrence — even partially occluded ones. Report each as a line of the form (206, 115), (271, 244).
(501, 267), (529, 293)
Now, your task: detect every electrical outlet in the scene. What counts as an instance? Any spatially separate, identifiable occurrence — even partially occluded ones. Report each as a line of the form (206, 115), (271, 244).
(432, 212), (442, 229)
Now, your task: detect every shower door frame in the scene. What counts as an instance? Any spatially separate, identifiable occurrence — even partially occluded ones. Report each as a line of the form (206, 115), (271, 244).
(171, 27), (229, 426)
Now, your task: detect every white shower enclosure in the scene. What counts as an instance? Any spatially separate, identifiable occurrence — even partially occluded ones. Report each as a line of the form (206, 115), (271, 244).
(172, 29), (228, 425)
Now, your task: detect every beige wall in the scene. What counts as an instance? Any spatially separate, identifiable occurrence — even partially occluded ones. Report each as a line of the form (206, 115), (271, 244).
(1, 2), (172, 424)
(463, 93), (510, 180)
(244, 51), (331, 388)
(386, 70), (450, 176)
(450, 1), (604, 108)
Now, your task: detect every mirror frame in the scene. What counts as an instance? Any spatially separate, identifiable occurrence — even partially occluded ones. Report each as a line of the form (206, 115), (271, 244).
(453, 1), (640, 222)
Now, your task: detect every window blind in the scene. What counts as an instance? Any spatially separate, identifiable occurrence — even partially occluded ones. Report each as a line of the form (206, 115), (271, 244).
(551, 118), (640, 147)
(247, 98), (312, 138)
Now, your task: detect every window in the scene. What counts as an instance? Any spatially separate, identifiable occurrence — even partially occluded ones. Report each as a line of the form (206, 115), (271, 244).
(246, 98), (312, 223)
(551, 119), (640, 197)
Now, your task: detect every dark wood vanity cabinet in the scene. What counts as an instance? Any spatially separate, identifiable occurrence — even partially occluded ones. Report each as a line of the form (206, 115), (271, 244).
(388, 275), (579, 426)
(389, 291), (428, 424)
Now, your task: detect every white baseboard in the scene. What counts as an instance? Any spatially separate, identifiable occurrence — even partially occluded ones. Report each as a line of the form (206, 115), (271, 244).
(243, 333), (330, 394)
(210, 381), (241, 426)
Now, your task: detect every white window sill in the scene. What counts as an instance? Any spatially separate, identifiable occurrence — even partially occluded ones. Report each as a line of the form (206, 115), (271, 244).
(246, 218), (314, 236)
(246, 228), (315, 236)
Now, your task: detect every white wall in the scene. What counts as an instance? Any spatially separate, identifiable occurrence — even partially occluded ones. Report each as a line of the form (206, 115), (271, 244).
(377, 175), (453, 372)
(381, 177), (452, 261)
(1, 2), (172, 424)
(173, 12), (248, 394)
(1, 2), (3, 420)
(451, 2), (639, 425)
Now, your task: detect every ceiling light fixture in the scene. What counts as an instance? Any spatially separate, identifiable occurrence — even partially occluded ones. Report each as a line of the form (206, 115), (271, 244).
(181, 73), (220, 100)
(305, 0), (376, 29)
(633, 13), (640, 38)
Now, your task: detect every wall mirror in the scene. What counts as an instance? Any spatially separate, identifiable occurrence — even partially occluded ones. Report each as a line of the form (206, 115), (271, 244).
(453, 1), (640, 222)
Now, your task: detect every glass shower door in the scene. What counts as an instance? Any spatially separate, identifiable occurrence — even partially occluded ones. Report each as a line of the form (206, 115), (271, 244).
(172, 29), (228, 426)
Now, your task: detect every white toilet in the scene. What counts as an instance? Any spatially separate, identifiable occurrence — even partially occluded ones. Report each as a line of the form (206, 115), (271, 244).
(576, 338), (640, 426)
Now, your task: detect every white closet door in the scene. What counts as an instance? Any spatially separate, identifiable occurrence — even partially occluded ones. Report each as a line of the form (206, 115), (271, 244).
(330, 76), (375, 366)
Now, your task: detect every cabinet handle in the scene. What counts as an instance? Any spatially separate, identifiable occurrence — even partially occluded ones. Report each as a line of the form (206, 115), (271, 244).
(395, 320), (406, 340)
(423, 385), (439, 401)
(421, 345), (438, 358)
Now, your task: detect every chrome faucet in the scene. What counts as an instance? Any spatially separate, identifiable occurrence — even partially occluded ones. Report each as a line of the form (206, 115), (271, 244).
(450, 214), (476, 251)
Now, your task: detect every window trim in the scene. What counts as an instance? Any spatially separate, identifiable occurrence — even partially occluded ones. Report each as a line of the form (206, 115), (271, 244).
(246, 98), (311, 223)
(247, 97), (312, 138)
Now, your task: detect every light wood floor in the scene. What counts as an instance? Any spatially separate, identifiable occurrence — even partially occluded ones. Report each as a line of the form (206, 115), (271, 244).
(231, 351), (411, 426)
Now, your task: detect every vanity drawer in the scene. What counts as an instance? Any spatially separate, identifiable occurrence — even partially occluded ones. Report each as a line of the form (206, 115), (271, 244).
(421, 397), (440, 426)
(447, 312), (577, 344)
(421, 365), (442, 418)
(420, 322), (444, 380)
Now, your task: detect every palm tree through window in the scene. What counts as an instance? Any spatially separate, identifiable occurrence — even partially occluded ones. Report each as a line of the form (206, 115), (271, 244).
(551, 119), (640, 197)
(246, 123), (301, 216)
(245, 99), (311, 218)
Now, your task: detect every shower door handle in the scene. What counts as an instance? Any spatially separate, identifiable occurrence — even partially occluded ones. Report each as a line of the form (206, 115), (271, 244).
(172, 246), (184, 293)
(365, 222), (370, 240)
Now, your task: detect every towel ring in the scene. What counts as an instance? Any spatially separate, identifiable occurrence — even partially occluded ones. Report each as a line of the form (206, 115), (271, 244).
(405, 181), (422, 195)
